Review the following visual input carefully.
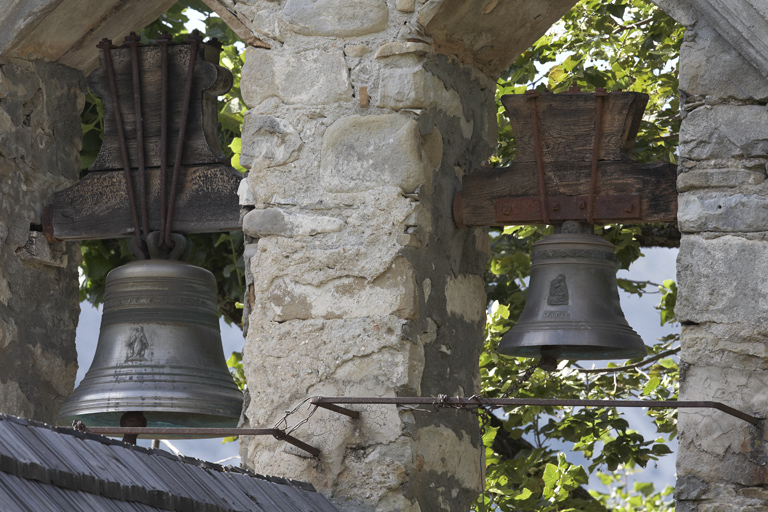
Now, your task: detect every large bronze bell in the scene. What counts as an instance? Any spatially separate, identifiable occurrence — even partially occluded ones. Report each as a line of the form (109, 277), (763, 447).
(498, 232), (646, 368)
(58, 260), (243, 433)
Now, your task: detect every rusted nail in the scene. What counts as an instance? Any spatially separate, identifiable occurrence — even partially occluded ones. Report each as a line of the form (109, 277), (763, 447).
(551, 202), (560, 211)
(578, 201), (587, 210)
(625, 204), (634, 213)
(501, 206), (512, 215)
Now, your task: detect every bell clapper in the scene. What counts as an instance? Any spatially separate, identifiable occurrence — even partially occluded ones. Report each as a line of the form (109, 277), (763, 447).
(120, 411), (147, 445)
(539, 346), (562, 372)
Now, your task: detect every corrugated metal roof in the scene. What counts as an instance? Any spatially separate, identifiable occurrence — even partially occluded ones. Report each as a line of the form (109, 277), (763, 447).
(0, 414), (340, 512)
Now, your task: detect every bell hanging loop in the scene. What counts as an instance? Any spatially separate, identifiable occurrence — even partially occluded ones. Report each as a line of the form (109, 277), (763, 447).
(498, 232), (646, 370)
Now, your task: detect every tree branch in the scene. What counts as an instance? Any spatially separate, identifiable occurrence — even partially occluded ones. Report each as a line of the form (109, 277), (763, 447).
(577, 347), (680, 374)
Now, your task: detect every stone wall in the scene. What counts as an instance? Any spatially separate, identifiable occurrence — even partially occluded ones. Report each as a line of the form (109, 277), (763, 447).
(228, 1), (497, 510)
(0, 58), (84, 422)
(665, 1), (768, 509)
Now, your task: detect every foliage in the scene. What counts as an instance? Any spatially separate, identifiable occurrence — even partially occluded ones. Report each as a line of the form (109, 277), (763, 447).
(475, 0), (683, 510)
(477, 224), (679, 511)
(78, 1), (247, 326)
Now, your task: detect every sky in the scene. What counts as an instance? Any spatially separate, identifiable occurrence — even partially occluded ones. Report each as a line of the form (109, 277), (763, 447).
(72, 246), (680, 494)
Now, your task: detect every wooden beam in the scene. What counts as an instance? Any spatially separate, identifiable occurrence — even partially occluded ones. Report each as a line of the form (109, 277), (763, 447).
(47, 165), (242, 240)
(455, 160), (677, 227)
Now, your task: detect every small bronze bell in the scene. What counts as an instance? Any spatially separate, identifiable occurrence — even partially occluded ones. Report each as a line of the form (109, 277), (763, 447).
(58, 260), (243, 434)
(498, 232), (646, 369)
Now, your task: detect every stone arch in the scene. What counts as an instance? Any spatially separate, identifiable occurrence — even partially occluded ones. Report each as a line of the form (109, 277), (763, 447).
(11, 1), (768, 511)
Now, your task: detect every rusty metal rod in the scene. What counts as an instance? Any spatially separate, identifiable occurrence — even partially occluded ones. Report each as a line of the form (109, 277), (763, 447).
(165, 30), (201, 248)
(127, 33), (150, 241)
(97, 38), (145, 257)
(83, 427), (321, 457)
(158, 32), (171, 245)
(310, 396), (760, 426)
(314, 402), (361, 419)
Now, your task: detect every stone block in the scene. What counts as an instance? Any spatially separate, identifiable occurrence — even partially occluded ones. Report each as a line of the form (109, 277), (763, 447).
(678, 192), (768, 232)
(282, 0), (388, 37)
(396, 0), (416, 12)
(242, 207), (344, 238)
(680, 105), (768, 161)
(344, 44), (371, 58)
(374, 41), (432, 59)
(677, 169), (765, 192)
(681, 323), (768, 371)
(320, 114), (441, 193)
(677, 235), (768, 325)
(239, 114), (302, 170)
(265, 256), (418, 321)
(241, 47), (352, 108)
(377, 65), (472, 138)
(677, 408), (765, 489)
(679, 22), (768, 100)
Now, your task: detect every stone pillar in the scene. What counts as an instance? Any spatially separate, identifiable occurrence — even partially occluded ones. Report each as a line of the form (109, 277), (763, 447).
(0, 58), (84, 422)
(671, 5), (768, 510)
(233, 2), (495, 510)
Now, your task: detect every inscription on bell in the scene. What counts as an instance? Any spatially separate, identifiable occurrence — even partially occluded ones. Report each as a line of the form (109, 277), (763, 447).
(547, 274), (569, 305)
(125, 325), (151, 362)
(542, 311), (571, 319)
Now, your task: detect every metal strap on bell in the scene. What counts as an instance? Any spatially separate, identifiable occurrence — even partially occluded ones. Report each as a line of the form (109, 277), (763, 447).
(58, 260), (243, 434)
(498, 233), (646, 367)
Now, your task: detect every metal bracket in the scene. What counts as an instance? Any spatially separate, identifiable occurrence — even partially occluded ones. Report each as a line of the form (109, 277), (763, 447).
(83, 427), (321, 457)
(494, 194), (641, 224)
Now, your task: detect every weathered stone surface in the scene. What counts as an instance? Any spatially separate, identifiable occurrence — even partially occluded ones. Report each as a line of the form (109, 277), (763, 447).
(241, 47), (352, 108)
(239, 114), (302, 170)
(236, 5), (495, 510)
(678, 192), (768, 232)
(15, 231), (69, 268)
(445, 274), (486, 324)
(677, 235), (768, 325)
(374, 41), (432, 59)
(283, 0), (388, 37)
(344, 44), (372, 58)
(418, 0), (578, 76)
(1, 0), (176, 71)
(680, 105), (768, 161)
(679, 21), (768, 100)
(677, 168), (765, 192)
(396, 0), (416, 13)
(265, 256), (418, 321)
(321, 114), (442, 194)
(659, 0), (768, 78)
(0, 58), (82, 423)
(243, 207), (344, 238)
(681, 323), (768, 372)
(377, 65), (472, 138)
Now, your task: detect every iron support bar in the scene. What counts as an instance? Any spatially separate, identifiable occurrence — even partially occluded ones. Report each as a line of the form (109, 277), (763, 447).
(314, 402), (361, 419)
(310, 396), (760, 426)
(84, 427), (321, 457)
